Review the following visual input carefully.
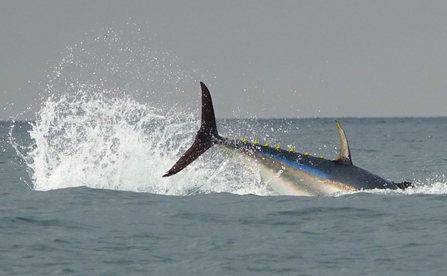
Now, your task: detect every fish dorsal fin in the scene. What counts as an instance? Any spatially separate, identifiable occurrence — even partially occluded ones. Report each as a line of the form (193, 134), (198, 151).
(334, 120), (353, 165)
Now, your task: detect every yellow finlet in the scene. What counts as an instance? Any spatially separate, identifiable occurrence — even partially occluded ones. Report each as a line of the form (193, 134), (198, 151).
(304, 151), (309, 156)
(264, 142), (270, 147)
(242, 137), (247, 143)
(275, 144), (281, 150)
(289, 147), (295, 153)
(253, 139), (258, 145)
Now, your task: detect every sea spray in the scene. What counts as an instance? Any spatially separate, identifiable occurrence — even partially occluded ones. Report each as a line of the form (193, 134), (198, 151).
(9, 26), (267, 195)
(18, 87), (266, 195)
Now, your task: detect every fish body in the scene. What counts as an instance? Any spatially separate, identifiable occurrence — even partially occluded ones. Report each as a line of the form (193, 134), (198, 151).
(163, 82), (411, 195)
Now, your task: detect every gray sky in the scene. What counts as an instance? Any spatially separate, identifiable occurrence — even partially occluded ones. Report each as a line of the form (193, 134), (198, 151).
(1, 1), (446, 119)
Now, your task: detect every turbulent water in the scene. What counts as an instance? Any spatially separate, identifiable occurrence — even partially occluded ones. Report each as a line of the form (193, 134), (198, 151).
(2, 29), (447, 275)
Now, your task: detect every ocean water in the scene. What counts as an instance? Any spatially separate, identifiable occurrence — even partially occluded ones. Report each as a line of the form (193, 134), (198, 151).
(2, 30), (447, 275)
(2, 114), (447, 275)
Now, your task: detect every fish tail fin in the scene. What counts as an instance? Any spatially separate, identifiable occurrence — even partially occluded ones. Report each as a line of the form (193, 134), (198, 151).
(163, 82), (221, 177)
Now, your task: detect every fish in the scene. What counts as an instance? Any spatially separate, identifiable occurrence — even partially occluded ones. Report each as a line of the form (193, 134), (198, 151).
(163, 82), (411, 196)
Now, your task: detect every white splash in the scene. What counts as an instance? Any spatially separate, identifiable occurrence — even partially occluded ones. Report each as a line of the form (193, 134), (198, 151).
(11, 26), (268, 196)
(401, 181), (447, 195)
(21, 87), (266, 195)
